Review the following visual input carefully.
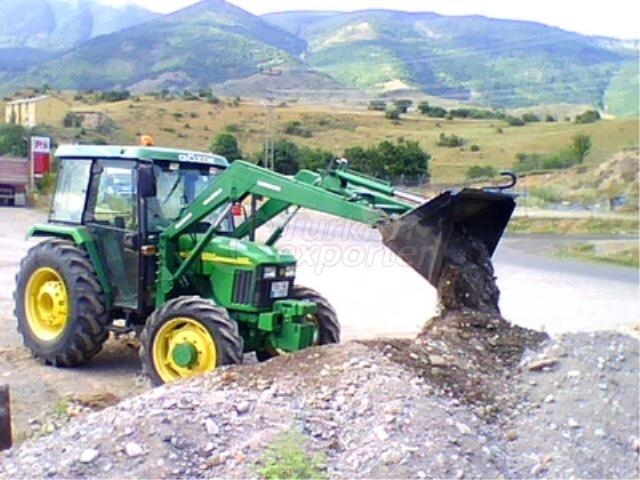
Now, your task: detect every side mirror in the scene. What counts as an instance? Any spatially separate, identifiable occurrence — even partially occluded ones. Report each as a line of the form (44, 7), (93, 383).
(138, 164), (157, 198)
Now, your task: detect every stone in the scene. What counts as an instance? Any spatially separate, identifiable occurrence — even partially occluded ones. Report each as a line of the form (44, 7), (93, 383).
(235, 401), (250, 414)
(544, 394), (555, 403)
(594, 428), (606, 438)
(205, 419), (220, 435)
(373, 426), (389, 442)
(429, 355), (448, 367)
(380, 449), (403, 465)
(506, 430), (518, 441)
(455, 422), (472, 436)
(568, 418), (580, 429)
(79, 449), (99, 464)
(528, 357), (559, 371)
(125, 441), (144, 458)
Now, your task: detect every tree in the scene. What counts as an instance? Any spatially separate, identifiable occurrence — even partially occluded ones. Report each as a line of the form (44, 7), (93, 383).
(570, 134), (592, 164)
(417, 101), (430, 114)
(393, 99), (413, 114)
(575, 110), (601, 124)
(368, 100), (387, 111)
(209, 133), (242, 161)
(385, 109), (401, 120)
(0, 123), (28, 156)
(272, 139), (301, 175)
(300, 147), (334, 171)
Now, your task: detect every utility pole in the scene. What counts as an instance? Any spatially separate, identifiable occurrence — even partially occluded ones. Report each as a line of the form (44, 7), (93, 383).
(262, 98), (275, 170)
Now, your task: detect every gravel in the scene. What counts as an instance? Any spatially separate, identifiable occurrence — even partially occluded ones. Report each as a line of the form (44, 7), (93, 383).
(0, 331), (637, 479)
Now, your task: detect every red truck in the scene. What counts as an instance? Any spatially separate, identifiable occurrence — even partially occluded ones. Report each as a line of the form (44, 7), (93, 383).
(0, 156), (29, 206)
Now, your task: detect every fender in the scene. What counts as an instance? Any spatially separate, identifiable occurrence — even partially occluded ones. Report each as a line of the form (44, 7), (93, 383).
(26, 224), (113, 308)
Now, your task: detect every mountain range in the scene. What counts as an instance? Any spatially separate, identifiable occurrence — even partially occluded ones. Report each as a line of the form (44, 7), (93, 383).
(1, 0), (638, 114)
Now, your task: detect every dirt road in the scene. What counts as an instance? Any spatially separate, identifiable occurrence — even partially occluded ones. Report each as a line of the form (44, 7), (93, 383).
(0, 206), (637, 441)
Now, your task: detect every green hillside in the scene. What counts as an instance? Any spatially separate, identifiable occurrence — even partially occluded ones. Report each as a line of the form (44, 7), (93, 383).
(7, 0), (306, 92)
(605, 62), (640, 118)
(1, 2), (638, 111)
(0, 0), (157, 51)
(266, 10), (637, 108)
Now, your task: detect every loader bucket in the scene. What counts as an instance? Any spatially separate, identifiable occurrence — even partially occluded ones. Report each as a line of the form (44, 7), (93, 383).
(379, 189), (516, 287)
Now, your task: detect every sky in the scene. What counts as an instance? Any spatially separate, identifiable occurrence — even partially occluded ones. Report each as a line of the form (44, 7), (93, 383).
(101, 0), (640, 39)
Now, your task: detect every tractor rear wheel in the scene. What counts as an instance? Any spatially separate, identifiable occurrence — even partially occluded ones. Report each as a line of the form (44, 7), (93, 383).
(14, 238), (110, 366)
(140, 296), (243, 386)
(256, 285), (340, 362)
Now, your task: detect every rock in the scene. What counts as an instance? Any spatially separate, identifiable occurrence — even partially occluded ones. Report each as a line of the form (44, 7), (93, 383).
(205, 419), (220, 435)
(455, 422), (472, 436)
(594, 428), (606, 438)
(429, 355), (448, 367)
(79, 449), (99, 464)
(544, 394), (555, 403)
(531, 463), (546, 476)
(568, 418), (580, 429)
(566, 370), (581, 379)
(235, 401), (250, 414)
(373, 426), (389, 442)
(506, 430), (518, 441)
(380, 449), (403, 465)
(528, 357), (559, 371)
(417, 471), (427, 479)
(125, 441), (144, 458)
(630, 436), (640, 453)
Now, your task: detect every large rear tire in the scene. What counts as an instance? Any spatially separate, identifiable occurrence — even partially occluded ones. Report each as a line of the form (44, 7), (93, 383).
(139, 296), (243, 386)
(14, 238), (110, 366)
(256, 285), (340, 362)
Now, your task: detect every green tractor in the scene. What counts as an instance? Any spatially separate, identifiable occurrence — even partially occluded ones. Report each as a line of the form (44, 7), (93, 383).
(14, 145), (516, 385)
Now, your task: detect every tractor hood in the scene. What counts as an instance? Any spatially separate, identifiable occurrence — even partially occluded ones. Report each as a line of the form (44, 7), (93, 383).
(179, 235), (297, 267)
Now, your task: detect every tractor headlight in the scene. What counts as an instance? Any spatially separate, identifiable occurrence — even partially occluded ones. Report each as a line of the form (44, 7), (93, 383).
(284, 265), (296, 278)
(263, 266), (277, 279)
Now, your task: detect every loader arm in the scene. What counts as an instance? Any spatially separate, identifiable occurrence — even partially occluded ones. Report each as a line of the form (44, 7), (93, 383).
(156, 160), (516, 305)
(156, 161), (400, 304)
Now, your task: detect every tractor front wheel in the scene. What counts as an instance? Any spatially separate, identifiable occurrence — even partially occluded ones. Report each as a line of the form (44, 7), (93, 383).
(14, 238), (110, 366)
(140, 296), (243, 386)
(256, 285), (340, 362)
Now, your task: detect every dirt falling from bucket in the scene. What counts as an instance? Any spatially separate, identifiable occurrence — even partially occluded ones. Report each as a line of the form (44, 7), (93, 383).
(366, 227), (548, 412)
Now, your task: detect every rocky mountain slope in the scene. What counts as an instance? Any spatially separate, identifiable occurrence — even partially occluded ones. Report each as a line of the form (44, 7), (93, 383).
(1, 1), (638, 111)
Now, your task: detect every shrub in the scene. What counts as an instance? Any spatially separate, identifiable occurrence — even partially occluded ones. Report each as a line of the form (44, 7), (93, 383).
(436, 132), (465, 148)
(207, 95), (220, 104)
(466, 165), (497, 179)
(368, 100), (387, 111)
(470, 144), (481, 152)
(418, 102), (447, 118)
(256, 431), (326, 480)
(63, 112), (82, 128)
(273, 139), (301, 175)
(570, 134), (592, 163)
(300, 147), (334, 171)
(393, 99), (413, 114)
(284, 121), (312, 138)
(545, 114), (557, 122)
(385, 109), (401, 120)
(505, 116), (526, 127)
(575, 110), (601, 124)
(210, 133), (242, 161)
(521, 112), (541, 123)
(97, 90), (130, 102)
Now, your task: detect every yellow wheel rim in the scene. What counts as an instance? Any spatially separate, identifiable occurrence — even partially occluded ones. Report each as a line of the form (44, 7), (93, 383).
(152, 317), (218, 383)
(24, 267), (69, 341)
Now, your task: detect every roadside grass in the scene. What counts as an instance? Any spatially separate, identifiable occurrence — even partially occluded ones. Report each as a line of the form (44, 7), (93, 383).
(50, 93), (639, 184)
(508, 217), (640, 236)
(255, 431), (327, 480)
(554, 242), (639, 268)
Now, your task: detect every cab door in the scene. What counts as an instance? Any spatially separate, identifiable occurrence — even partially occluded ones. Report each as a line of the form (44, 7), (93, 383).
(84, 160), (139, 310)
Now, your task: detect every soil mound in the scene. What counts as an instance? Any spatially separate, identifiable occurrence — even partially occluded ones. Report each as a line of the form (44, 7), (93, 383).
(367, 228), (547, 411)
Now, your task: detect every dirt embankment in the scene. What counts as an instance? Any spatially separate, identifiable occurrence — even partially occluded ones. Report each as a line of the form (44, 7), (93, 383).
(0, 227), (638, 478)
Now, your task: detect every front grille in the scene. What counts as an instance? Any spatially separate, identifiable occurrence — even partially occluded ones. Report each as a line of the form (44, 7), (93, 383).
(232, 270), (254, 304)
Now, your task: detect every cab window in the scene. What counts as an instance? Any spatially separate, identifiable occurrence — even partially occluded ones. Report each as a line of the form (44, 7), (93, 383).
(50, 159), (92, 223)
(89, 161), (137, 230)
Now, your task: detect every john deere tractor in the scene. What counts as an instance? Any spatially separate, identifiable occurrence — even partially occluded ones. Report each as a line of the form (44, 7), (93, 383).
(14, 145), (515, 385)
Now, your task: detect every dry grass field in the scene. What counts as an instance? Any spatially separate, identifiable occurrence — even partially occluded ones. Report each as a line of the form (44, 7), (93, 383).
(50, 93), (639, 184)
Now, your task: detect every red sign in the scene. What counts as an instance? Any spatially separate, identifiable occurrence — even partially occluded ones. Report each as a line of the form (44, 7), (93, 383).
(30, 136), (51, 177)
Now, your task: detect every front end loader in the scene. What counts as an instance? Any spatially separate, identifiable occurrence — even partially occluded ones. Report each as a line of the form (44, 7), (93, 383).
(14, 145), (515, 385)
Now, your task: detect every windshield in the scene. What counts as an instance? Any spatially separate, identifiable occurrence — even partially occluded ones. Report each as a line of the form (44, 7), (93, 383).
(146, 162), (233, 233)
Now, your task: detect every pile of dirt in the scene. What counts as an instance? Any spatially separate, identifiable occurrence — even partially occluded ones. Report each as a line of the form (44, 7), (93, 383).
(367, 228), (547, 411)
